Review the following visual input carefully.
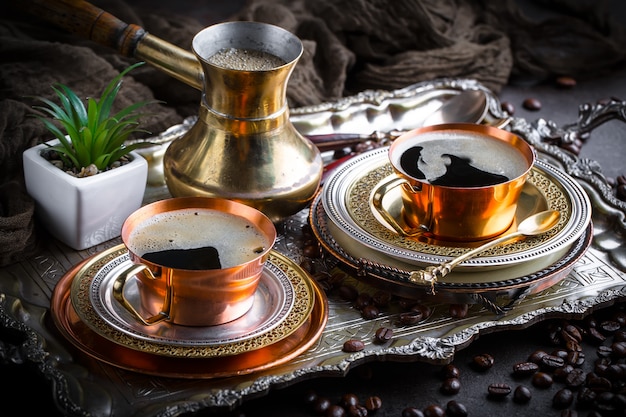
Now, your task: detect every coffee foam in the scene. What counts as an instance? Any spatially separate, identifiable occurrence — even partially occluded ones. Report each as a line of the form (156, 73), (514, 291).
(393, 131), (529, 183)
(128, 208), (270, 269)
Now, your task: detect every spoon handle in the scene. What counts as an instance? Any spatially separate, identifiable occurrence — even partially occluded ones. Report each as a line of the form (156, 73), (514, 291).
(408, 231), (521, 293)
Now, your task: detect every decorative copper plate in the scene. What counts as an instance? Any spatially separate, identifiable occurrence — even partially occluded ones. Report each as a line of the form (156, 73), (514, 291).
(69, 245), (316, 358)
(50, 253), (328, 379)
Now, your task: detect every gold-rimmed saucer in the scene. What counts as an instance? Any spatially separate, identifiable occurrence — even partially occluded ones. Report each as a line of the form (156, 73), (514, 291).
(68, 245), (316, 358)
(321, 147), (591, 270)
(50, 254), (328, 379)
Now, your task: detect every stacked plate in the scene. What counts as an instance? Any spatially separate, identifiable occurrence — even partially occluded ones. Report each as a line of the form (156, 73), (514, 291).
(50, 245), (328, 378)
(310, 147), (593, 309)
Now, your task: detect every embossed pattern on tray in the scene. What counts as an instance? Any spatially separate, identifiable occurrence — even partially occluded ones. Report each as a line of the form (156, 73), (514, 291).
(70, 245), (315, 358)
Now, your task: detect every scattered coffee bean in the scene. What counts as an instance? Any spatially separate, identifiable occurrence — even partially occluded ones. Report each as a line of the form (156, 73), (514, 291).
(472, 353), (495, 371)
(340, 393), (359, 409)
(338, 284), (359, 302)
(373, 326), (393, 344)
(522, 97), (541, 111)
(343, 339), (365, 352)
(487, 383), (512, 399)
(512, 361), (539, 377)
(576, 387), (597, 408)
(440, 378), (461, 395)
(371, 290), (392, 307)
(361, 304), (379, 320)
(354, 293), (372, 310)
(347, 404), (367, 417)
(399, 310), (424, 325)
(541, 353), (566, 370)
(423, 404), (445, 417)
(500, 101), (515, 115)
(586, 327), (607, 344)
(364, 396), (382, 412)
(528, 349), (548, 363)
(402, 406), (424, 417)
(564, 368), (586, 389)
(555, 76), (577, 88)
(442, 364), (461, 379)
(313, 396), (332, 414)
(553, 388), (574, 409)
(599, 320), (621, 334)
(449, 304), (469, 319)
(532, 371), (553, 388)
(611, 341), (626, 357)
(445, 400), (468, 417)
(553, 364), (574, 382)
(326, 404), (346, 417)
(513, 385), (532, 403)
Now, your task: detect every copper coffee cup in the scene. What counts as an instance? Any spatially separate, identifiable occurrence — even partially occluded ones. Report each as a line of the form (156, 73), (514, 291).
(373, 124), (535, 241)
(113, 197), (276, 326)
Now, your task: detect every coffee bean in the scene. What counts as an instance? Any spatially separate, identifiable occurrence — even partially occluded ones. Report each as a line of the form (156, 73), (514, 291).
(512, 361), (539, 377)
(340, 393), (359, 408)
(449, 303), (469, 319)
(501, 101), (515, 115)
(565, 368), (586, 389)
(552, 388), (574, 409)
(522, 97), (541, 111)
(343, 339), (365, 352)
(347, 404), (367, 417)
(597, 345), (613, 358)
(528, 350), (548, 364)
(473, 353), (495, 371)
(338, 284), (359, 302)
(326, 404), (346, 417)
(371, 290), (392, 307)
(423, 404), (445, 417)
(364, 396), (382, 412)
(354, 293), (372, 310)
(487, 383), (511, 398)
(555, 76), (577, 88)
(303, 389), (318, 406)
(587, 327), (607, 344)
(361, 304), (379, 320)
(442, 364), (461, 379)
(445, 400), (468, 417)
(411, 303), (432, 319)
(599, 320), (621, 334)
(402, 406), (424, 417)
(440, 378), (461, 395)
(399, 310), (423, 325)
(541, 354), (566, 370)
(553, 364), (574, 382)
(611, 341), (626, 358)
(513, 385), (532, 403)
(373, 327), (393, 344)
(576, 387), (597, 407)
(313, 396), (332, 414)
(532, 371), (553, 388)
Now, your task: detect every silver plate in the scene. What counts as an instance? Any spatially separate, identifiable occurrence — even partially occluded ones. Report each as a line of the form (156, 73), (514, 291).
(322, 148), (592, 270)
(89, 252), (294, 347)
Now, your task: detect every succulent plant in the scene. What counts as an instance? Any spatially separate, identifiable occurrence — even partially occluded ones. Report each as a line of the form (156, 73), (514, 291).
(31, 62), (156, 173)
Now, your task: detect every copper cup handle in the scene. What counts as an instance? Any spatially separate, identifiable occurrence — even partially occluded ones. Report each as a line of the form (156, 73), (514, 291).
(371, 176), (427, 237)
(112, 264), (173, 326)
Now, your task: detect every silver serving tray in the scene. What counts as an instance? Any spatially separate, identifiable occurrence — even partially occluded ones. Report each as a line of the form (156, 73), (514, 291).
(1, 78), (626, 417)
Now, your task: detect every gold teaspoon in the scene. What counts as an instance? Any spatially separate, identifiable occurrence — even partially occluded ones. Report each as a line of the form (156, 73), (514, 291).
(410, 210), (561, 294)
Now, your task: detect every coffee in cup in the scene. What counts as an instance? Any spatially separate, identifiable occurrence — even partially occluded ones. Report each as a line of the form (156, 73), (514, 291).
(373, 123), (535, 241)
(114, 197), (276, 327)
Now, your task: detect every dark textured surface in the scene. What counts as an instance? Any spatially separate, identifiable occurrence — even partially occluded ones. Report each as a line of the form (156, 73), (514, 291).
(2, 1), (626, 416)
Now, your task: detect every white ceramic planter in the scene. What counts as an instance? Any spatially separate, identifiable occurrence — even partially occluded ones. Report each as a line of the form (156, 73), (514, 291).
(22, 140), (148, 250)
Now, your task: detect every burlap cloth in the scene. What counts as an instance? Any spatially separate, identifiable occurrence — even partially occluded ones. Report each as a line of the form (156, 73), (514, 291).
(1, 0), (624, 266)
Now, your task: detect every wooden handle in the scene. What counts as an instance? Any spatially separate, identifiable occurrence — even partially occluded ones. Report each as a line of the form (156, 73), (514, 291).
(15, 0), (204, 90)
(16, 0), (146, 57)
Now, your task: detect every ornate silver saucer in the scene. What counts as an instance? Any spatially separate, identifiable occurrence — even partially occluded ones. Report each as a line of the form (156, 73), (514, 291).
(70, 245), (316, 358)
(89, 250), (294, 347)
(321, 147), (592, 270)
